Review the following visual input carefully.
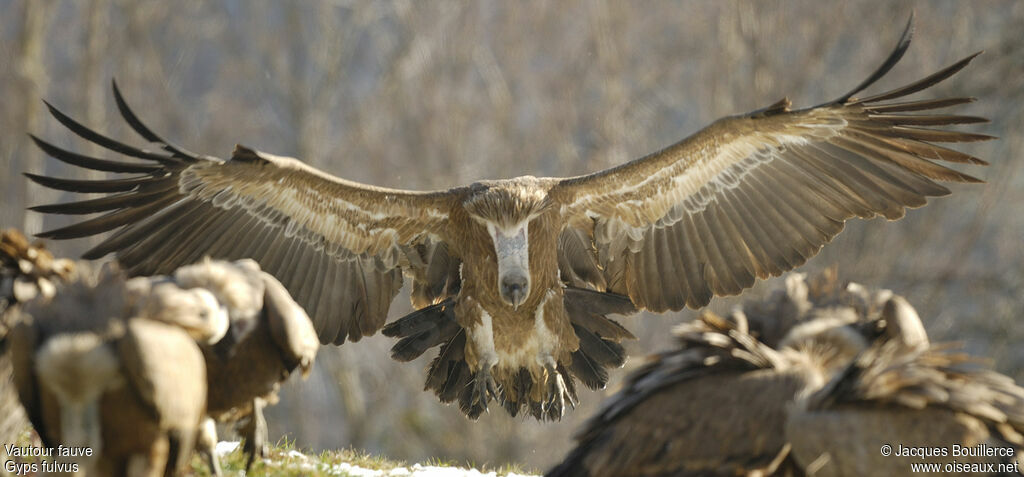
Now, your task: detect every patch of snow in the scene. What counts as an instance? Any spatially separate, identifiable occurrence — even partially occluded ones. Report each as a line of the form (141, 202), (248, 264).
(327, 462), (540, 477)
(215, 441), (240, 457)
(332, 462), (386, 476)
(215, 440), (540, 477)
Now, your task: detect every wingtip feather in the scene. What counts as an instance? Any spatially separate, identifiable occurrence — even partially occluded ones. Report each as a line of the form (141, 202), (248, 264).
(833, 14), (915, 104)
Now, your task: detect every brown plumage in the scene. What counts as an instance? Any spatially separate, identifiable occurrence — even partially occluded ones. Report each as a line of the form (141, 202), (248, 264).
(546, 271), (917, 477)
(172, 259), (319, 470)
(1, 228), (75, 324)
(26, 18), (990, 419)
(9, 266), (221, 476)
(0, 229), (78, 473)
(787, 342), (1024, 476)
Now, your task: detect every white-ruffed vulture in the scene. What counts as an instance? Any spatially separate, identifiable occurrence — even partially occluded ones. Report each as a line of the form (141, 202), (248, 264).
(26, 20), (990, 419)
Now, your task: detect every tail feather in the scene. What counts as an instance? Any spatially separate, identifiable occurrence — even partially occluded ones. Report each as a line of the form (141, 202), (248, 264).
(384, 299), (458, 362)
(393, 288), (637, 419)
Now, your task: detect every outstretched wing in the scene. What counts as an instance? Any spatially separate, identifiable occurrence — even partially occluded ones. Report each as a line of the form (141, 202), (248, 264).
(552, 22), (991, 312)
(27, 83), (457, 344)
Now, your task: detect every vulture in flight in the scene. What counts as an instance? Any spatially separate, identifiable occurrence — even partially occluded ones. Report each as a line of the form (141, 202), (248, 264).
(26, 20), (991, 420)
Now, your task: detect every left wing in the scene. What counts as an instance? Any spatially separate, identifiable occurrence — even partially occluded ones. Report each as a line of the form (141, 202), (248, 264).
(551, 23), (991, 312)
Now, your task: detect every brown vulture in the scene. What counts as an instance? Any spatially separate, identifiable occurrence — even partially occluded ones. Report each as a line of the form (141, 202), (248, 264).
(544, 270), (915, 476)
(786, 341), (1024, 477)
(25, 19), (990, 420)
(1, 229), (77, 473)
(9, 266), (223, 476)
(169, 258), (319, 472)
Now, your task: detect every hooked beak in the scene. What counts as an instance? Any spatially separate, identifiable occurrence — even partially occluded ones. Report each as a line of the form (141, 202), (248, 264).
(500, 272), (529, 309)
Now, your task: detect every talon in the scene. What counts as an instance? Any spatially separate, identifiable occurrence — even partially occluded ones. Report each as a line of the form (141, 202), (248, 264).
(543, 363), (567, 419)
(472, 367), (499, 408)
(486, 375), (500, 401)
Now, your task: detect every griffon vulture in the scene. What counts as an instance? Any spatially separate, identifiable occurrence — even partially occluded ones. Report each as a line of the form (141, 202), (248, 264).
(170, 259), (319, 471)
(1, 228), (77, 472)
(9, 266), (223, 476)
(26, 20), (991, 419)
(546, 272), (929, 477)
(787, 341), (1024, 476)
(1, 228), (75, 319)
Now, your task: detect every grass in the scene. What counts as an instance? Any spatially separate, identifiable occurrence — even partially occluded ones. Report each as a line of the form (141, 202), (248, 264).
(189, 437), (405, 476)
(7, 427), (536, 476)
(189, 436), (537, 476)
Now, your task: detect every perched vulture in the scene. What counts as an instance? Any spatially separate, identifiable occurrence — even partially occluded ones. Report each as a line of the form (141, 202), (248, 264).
(169, 259), (319, 471)
(787, 342), (1024, 476)
(0, 229), (77, 473)
(26, 19), (991, 419)
(545, 271), (924, 477)
(1, 228), (76, 328)
(8, 266), (224, 476)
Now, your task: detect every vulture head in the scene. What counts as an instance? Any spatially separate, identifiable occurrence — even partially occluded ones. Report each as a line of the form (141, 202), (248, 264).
(133, 280), (228, 345)
(464, 179), (553, 308)
(174, 258), (265, 357)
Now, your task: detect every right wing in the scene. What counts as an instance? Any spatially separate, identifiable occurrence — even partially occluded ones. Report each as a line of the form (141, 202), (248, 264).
(28, 83), (458, 344)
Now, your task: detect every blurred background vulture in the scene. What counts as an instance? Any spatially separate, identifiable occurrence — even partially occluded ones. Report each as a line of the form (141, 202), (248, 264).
(4, 250), (318, 476)
(0, 229), (77, 473)
(8, 264), (220, 476)
(787, 342), (1024, 476)
(546, 271), (1024, 476)
(24, 17), (992, 421)
(169, 259), (319, 471)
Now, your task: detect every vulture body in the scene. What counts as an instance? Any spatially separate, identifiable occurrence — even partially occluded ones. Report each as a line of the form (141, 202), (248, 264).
(546, 271), (925, 477)
(787, 342), (1024, 476)
(170, 259), (319, 470)
(27, 19), (991, 419)
(0, 229), (77, 475)
(9, 266), (222, 477)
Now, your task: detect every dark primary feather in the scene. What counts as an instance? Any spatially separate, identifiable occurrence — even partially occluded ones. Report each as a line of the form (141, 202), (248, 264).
(427, 330), (468, 403)
(111, 80), (207, 160)
(25, 173), (161, 194)
(41, 99), (184, 165)
(28, 134), (161, 173)
(29, 188), (175, 215)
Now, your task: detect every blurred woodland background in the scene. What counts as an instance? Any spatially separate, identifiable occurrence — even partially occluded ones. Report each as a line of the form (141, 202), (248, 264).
(1, 0), (1022, 471)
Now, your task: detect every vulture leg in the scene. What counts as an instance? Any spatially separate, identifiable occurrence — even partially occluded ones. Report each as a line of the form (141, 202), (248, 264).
(196, 418), (223, 477)
(125, 435), (169, 477)
(241, 397), (269, 470)
(542, 359), (569, 420)
(470, 367), (499, 408)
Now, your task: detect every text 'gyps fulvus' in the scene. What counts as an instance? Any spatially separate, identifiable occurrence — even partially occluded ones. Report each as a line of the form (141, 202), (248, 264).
(26, 19), (991, 420)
